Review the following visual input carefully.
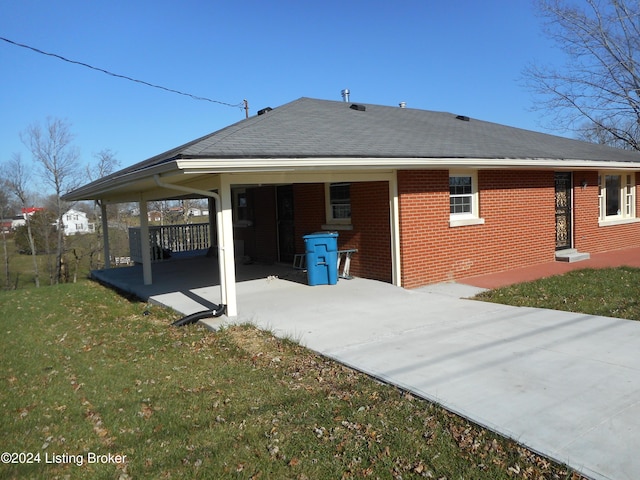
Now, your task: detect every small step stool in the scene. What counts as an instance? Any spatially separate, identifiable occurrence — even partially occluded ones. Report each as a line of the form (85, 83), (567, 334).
(337, 249), (357, 279)
(292, 249), (358, 279)
(293, 253), (306, 270)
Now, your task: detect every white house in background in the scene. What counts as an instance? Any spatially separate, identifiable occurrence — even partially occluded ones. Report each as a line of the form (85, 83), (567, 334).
(11, 216), (26, 230)
(61, 208), (94, 235)
(187, 207), (209, 217)
(10, 207), (45, 229)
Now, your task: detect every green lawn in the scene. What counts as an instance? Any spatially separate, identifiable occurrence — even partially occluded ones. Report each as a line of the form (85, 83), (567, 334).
(475, 267), (640, 321)
(0, 280), (584, 479)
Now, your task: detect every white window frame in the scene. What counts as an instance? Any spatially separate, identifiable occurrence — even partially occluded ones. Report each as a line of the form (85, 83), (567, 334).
(598, 171), (637, 226)
(449, 171), (484, 227)
(324, 183), (352, 226)
(231, 187), (252, 227)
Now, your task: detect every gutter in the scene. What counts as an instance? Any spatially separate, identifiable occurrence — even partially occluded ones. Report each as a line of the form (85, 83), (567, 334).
(176, 157), (640, 172)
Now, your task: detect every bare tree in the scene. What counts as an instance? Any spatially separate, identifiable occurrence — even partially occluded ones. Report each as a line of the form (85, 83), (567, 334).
(0, 179), (11, 289)
(86, 148), (120, 268)
(577, 118), (638, 148)
(21, 117), (81, 284)
(525, 0), (640, 150)
(87, 148), (120, 181)
(3, 154), (40, 287)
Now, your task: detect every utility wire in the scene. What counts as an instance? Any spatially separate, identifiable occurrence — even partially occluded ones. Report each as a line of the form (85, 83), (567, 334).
(1, 36), (245, 109)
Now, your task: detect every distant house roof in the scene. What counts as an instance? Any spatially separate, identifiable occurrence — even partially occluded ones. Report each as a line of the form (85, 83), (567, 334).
(64, 97), (640, 202)
(21, 207), (44, 215)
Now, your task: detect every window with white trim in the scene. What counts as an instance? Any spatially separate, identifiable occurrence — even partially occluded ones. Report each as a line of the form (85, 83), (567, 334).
(598, 172), (636, 223)
(325, 183), (351, 224)
(449, 171), (483, 226)
(231, 187), (252, 227)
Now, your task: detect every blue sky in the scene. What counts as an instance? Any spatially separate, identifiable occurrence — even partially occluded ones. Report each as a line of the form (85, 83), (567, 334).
(0, 0), (562, 189)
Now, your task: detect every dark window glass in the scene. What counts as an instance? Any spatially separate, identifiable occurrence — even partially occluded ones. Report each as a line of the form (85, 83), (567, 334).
(449, 176), (472, 214)
(330, 183), (351, 219)
(605, 175), (621, 216)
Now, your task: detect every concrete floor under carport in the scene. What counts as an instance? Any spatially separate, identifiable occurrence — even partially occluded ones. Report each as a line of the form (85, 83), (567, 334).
(93, 253), (640, 480)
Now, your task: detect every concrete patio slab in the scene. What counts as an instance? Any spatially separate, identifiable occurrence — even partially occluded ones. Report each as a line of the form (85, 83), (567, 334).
(210, 276), (639, 480)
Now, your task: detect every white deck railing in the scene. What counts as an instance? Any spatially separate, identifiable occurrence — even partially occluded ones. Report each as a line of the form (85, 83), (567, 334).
(129, 223), (211, 263)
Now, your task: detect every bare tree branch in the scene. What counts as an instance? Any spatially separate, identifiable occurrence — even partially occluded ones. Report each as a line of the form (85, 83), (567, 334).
(21, 118), (81, 284)
(526, 0), (640, 149)
(87, 148), (120, 182)
(2, 154), (40, 287)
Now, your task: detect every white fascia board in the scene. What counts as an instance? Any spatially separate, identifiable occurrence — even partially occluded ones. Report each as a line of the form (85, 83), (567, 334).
(63, 161), (181, 201)
(176, 157), (640, 172)
(67, 155), (640, 203)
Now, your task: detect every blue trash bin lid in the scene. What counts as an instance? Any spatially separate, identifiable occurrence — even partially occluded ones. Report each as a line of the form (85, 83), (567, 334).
(303, 232), (338, 239)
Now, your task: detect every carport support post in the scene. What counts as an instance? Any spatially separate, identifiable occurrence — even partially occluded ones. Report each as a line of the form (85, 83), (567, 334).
(139, 198), (152, 285)
(100, 201), (111, 269)
(219, 175), (237, 317)
(389, 173), (401, 287)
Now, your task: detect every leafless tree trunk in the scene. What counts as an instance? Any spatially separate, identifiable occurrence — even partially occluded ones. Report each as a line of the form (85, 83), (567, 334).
(21, 118), (81, 284)
(2, 154), (40, 287)
(0, 182), (10, 289)
(1, 228), (8, 289)
(87, 149), (120, 268)
(71, 248), (80, 283)
(525, 0), (640, 150)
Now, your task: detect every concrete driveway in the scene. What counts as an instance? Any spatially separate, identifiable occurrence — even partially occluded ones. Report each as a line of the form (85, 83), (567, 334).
(194, 276), (640, 480)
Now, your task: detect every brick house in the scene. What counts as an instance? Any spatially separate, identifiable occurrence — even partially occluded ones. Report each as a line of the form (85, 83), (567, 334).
(63, 98), (640, 316)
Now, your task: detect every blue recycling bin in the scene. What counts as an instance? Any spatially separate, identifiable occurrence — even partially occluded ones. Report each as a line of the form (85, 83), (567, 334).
(303, 232), (338, 286)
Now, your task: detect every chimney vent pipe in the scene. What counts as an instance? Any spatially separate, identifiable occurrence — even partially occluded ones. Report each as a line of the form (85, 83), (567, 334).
(341, 89), (350, 102)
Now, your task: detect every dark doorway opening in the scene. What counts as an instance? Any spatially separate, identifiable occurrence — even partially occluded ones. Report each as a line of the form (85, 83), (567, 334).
(277, 185), (295, 262)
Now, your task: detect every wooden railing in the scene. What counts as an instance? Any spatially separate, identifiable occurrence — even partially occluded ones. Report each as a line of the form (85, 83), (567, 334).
(129, 223), (210, 263)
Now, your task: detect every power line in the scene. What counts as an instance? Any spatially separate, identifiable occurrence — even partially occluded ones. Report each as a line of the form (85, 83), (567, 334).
(0, 36), (245, 109)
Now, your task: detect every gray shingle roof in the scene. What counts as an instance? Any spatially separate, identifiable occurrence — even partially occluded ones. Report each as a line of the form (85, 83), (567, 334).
(65, 97), (640, 202)
(123, 97), (640, 173)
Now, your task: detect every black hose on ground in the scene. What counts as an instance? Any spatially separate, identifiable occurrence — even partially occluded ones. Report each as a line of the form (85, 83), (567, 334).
(171, 304), (226, 327)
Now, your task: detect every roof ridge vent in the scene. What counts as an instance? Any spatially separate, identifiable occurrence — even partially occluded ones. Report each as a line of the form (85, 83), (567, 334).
(456, 115), (470, 121)
(257, 107), (273, 116)
(350, 104), (366, 111)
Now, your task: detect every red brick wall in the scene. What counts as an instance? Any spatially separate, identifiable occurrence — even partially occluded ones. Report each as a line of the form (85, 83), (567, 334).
(343, 182), (392, 282)
(573, 171), (640, 253)
(292, 182), (392, 282)
(239, 170), (640, 288)
(292, 183), (325, 254)
(398, 170), (556, 289)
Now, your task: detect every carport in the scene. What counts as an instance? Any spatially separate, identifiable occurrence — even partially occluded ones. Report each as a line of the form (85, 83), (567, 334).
(64, 163), (402, 318)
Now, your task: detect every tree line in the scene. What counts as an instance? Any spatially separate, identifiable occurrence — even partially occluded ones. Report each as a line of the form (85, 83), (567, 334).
(1, 117), (120, 288)
(1, 117), (208, 290)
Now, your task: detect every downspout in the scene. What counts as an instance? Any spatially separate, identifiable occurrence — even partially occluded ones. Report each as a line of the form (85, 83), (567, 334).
(153, 174), (229, 316)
